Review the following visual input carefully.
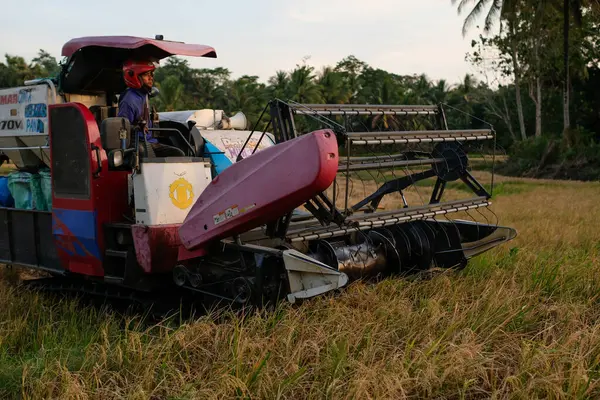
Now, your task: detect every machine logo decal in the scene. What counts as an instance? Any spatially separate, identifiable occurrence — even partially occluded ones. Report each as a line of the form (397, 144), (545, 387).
(169, 177), (194, 209)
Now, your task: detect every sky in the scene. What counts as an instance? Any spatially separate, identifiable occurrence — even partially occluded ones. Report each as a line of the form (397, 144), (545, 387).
(1, 0), (490, 86)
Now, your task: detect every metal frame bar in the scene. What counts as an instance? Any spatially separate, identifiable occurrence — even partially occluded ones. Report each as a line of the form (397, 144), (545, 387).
(0, 145), (49, 151)
(291, 104), (439, 116)
(233, 100), (497, 243)
(24, 78), (58, 104)
(339, 158), (444, 171)
(147, 127), (196, 155)
(351, 135), (494, 145)
(287, 197), (490, 242)
(347, 129), (493, 140)
(347, 128), (492, 137)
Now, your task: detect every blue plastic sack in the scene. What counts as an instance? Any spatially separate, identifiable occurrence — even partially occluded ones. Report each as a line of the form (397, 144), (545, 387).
(0, 177), (14, 207)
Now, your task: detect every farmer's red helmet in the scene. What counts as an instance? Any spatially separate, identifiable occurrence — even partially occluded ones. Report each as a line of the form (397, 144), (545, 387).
(123, 59), (158, 89)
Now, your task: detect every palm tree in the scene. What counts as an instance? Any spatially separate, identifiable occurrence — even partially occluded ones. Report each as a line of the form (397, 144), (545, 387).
(453, 0), (506, 35)
(156, 76), (183, 111)
(226, 76), (264, 113)
(370, 77), (404, 130)
(429, 79), (453, 104)
(454, 0), (600, 141)
(267, 71), (291, 100)
(406, 74), (431, 104)
(288, 65), (322, 104)
(456, 73), (476, 101)
(358, 70), (405, 129)
(317, 67), (351, 104)
(448, 74), (478, 126)
(453, 0), (527, 139)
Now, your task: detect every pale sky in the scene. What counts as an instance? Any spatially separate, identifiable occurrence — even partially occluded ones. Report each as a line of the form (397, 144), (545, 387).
(1, 0), (489, 85)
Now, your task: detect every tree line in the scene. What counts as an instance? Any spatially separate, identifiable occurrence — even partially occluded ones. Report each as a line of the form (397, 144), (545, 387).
(1, 0), (600, 161)
(455, 0), (600, 140)
(452, 0), (600, 178)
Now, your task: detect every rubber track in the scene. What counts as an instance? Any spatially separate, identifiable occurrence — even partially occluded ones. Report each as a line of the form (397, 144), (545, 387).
(20, 277), (209, 321)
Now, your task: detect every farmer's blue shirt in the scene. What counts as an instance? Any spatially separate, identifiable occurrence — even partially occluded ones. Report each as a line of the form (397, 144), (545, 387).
(117, 88), (157, 144)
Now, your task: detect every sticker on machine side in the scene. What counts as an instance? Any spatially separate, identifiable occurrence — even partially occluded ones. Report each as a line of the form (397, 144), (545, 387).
(212, 203), (256, 225)
(213, 205), (239, 225)
(240, 204), (256, 213)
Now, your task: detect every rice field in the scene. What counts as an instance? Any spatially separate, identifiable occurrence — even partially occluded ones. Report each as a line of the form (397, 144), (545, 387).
(2, 172), (600, 399)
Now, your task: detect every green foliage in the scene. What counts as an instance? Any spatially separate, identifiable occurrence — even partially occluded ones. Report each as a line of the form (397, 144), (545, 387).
(499, 130), (600, 180)
(0, 50), (60, 88)
(456, 0), (600, 178)
(511, 136), (559, 165)
(154, 76), (184, 111)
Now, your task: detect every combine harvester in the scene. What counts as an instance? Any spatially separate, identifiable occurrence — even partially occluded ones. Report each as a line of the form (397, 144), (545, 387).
(0, 35), (516, 308)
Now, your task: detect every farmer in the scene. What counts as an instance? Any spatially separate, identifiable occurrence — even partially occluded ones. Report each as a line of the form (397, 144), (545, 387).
(118, 59), (184, 157)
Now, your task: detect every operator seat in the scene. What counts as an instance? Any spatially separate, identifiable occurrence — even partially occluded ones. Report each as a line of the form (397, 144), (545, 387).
(150, 120), (205, 157)
(90, 105), (121, 131)
(99, 116), (154, 157)
(89, 105), (108, 129)
(100, 117), (187, 159)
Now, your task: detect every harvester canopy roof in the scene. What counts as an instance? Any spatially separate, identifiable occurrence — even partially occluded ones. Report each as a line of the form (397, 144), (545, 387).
(61, 36), (217, 59)
(58, 35), (217, 95)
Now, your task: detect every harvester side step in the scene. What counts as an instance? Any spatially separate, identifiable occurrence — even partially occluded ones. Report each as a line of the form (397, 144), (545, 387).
(104, 276), (125, 285)
(105, 249), (128, 259)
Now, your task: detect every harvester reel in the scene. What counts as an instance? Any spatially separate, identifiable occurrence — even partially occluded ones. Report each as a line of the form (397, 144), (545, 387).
(432, 142), (469, 182)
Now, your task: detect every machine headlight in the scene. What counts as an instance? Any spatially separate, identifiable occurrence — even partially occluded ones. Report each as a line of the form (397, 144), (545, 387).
(108, 149), (124, 168)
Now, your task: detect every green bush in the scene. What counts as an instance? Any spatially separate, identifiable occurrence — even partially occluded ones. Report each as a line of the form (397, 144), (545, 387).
(509, 136), (559, 166)
(499, 129), (600, 180)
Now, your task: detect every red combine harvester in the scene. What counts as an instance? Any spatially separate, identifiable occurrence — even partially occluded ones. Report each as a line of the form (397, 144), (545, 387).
(0, 35), (516, 307)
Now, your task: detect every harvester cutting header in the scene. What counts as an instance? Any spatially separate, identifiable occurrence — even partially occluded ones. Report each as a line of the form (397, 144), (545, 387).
(0, 35), (516, 307)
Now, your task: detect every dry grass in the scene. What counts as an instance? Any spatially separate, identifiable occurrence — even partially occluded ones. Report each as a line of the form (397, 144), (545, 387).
(3, 174), (600, 399)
